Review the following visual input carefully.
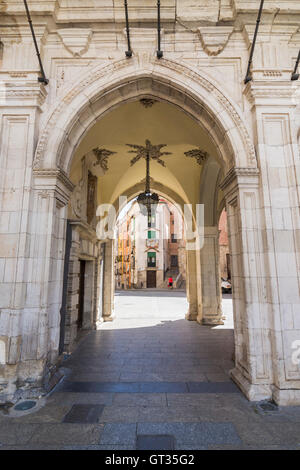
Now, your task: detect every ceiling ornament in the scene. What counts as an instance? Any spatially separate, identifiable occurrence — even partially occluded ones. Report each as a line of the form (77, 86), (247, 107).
(184, 148), (209, 165)
(126, 139), (172, 167)
(139, 98), (157, 108)
(92, 147), (117, 172)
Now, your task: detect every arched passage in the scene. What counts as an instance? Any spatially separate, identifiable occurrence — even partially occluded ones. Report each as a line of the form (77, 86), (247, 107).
(18, 55), (274, 404)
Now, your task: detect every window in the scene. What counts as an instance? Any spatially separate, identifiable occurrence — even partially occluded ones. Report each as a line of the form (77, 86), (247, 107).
(147, 252), (156, 268)
(148, 230), (156, 239)
(171, 233), (177, 243)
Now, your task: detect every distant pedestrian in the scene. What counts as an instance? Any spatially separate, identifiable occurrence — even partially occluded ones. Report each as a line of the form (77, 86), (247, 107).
(168, 276), (173, 288)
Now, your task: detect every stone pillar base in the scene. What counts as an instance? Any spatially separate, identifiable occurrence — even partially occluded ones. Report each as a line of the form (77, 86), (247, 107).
(272, 386), (300, 406)
(102, 313), (115, 323)
(200, 316), (224, 326)
(230, 367), (272, 402)
(185, 311), (197, 321)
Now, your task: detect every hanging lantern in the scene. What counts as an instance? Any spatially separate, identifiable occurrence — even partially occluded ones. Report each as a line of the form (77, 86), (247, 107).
(126, 139), (172, 218)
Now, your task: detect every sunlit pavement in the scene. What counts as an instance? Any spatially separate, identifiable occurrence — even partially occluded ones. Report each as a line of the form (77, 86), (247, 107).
(1, 290), (300, 450)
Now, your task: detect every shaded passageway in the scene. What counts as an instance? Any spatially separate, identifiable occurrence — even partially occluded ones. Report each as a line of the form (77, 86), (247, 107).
(1, 292), (300, 450)
(61, 290), (235, 385)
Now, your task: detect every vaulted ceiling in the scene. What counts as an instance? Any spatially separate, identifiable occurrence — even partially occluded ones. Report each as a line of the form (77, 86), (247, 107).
(70, 99), (222, 215)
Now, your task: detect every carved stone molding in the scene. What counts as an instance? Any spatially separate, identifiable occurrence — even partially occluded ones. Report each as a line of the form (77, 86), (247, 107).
(57, 29), (93, 57)
(220, 167), (260, 193)
(71, 178), (85, 219)
(0, 82), (47, 108)
(33, 168), (75, 206)
(184, 148), (209, 165)
(197, 27), (234, 56)
(33, 168), (75, 193)
(244, 79), (298, 106)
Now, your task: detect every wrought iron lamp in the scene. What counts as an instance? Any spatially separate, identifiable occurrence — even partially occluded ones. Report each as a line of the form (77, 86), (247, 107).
(136, 150), (159, 217)
(126, 139), (171, 217)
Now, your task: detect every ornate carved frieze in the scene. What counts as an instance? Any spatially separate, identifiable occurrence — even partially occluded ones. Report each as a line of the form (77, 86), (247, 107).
(184, 148), (209, 165)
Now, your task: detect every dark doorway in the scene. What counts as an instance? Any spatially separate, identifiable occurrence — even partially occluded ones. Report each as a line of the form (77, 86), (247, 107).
(78, 260), (86, 329)
(147, 270), (156, 288)
(171, 255), (178, 267)
(226, 253), (231, 279)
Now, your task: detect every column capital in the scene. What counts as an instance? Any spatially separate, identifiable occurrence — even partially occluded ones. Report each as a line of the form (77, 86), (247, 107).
(243, 78), (298, 108)
(0, 78), (47, 108)
(33, 168), (75, 207)
(220, 167), (260, 201)
(203, 226), (219, 237)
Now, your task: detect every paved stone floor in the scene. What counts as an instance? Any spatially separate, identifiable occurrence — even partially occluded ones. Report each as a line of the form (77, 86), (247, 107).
(1, 290), (300, 450)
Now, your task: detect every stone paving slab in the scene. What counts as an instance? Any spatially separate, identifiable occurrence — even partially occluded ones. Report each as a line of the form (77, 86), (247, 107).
(28, 424), (104, 446)
(113, 393), (167, 407)
(98, 423), (137, 446)
(0, 424), (40, 445)
(136, 422), (242, 447)
(63, 404), (105, 423)
(136, 434), (175, 450)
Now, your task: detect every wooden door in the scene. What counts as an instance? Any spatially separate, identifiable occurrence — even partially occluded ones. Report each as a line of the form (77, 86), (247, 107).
(147, 270), (156, 288)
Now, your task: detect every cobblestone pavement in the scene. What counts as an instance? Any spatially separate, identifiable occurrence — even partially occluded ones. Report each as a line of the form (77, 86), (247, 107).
(1, 290), (300, 450)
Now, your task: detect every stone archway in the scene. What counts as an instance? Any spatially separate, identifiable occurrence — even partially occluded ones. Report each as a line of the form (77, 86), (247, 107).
(3, 54), (279, 405)
(34, 55), (256, 173)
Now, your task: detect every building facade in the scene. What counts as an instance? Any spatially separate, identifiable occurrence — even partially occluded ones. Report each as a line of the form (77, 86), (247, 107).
(0, 1), (300, 405)
(115, 199), (186, 289)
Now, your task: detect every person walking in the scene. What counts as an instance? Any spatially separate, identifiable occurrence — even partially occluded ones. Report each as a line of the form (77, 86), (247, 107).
(168, 276), (173, 289)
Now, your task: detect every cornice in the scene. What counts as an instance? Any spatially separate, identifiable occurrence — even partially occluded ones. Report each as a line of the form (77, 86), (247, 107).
(220, 167), (260, 193)
(0, 80), (47, 107)
(33, 168), (75, 193)
(243, 76), (299, 107)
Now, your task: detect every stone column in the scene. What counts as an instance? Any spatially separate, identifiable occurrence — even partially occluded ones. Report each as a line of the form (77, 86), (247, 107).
(185, 248), (202, 321)
(242, 77), (300, 405)
(201, 226), (223, 325)
(221, 167), (274, 402)
(102, 239), (115, 321)
(0, 80), (51, 402)
(95, 243), (105, 328)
